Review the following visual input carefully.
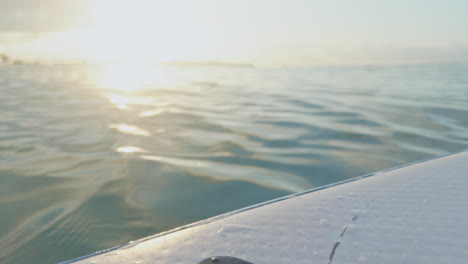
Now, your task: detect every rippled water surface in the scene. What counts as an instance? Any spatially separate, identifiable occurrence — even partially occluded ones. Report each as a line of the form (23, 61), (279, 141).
(1, 63), (467, 263)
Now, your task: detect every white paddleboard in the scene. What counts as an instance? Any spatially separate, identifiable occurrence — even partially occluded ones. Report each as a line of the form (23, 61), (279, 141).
(63, 150), (468, 264)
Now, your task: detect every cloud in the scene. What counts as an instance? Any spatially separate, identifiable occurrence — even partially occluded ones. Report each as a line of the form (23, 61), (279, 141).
(0, 0), (91, 33)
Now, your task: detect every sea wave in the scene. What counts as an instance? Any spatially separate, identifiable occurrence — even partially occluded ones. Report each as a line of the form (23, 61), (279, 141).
(0, 63), (467, 263)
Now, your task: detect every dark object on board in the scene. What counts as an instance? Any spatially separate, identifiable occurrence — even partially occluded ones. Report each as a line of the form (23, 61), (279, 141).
(199, 256), (254, 264)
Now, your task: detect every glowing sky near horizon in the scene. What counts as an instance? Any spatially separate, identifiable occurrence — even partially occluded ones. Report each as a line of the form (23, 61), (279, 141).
(1, 0), (468, 65)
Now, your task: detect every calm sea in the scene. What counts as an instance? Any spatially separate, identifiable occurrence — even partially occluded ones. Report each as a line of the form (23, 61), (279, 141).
(0, 63), (467, 263)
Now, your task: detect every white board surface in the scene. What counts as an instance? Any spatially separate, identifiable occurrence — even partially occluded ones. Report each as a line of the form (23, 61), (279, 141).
(64, 150), (468, 264)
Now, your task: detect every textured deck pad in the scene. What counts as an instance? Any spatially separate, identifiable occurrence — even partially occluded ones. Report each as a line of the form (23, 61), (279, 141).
(66, 151), (468, 264)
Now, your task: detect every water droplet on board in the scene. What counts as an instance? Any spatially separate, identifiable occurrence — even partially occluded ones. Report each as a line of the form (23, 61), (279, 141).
(358, 256), (368, 263)
(217, 224), (256, 239)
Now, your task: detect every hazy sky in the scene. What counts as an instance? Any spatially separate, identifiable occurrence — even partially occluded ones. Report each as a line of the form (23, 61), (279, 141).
(1, 0), (468, 65)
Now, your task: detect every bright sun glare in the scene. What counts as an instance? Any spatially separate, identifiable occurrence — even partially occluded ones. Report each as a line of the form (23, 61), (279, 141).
(77, 0), (217, 92)
(95, 64), (170, 91)
(78, 0), (218, 64)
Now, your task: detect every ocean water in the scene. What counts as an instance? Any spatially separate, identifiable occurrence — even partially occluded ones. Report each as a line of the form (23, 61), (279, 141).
(0, 63), (467, 263)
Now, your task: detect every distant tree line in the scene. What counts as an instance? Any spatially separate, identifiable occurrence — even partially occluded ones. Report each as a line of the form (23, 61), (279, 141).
(0, 53), (28, 64)
(1, 53), (10, 63)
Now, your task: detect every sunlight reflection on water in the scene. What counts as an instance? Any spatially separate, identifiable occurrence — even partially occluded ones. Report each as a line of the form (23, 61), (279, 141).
(116, 146), (146, 153)
(109, 123), (151, 137)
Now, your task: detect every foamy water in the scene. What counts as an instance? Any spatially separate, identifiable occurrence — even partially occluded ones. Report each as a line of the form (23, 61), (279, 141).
(0, 63), (467, 263)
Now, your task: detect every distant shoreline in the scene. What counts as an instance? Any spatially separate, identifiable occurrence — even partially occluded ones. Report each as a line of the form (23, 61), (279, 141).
(165, 61), (255, 68)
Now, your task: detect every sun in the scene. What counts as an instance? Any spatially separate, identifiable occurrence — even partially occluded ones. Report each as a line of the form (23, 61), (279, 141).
(77, 0), (219, 64)
(78, 0), (157, 63)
